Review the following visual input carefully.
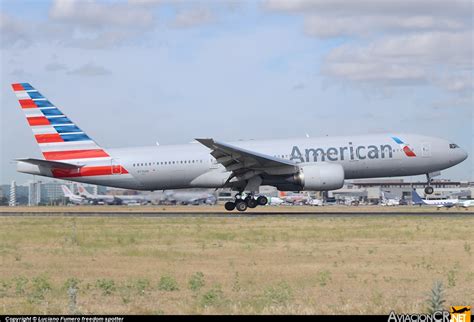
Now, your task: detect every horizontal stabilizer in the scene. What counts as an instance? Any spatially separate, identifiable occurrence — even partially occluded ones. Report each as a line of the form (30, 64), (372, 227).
(16, 158), (83, 169)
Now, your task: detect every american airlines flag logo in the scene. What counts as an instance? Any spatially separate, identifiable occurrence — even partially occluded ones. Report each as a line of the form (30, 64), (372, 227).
(392, 136), (416, 157)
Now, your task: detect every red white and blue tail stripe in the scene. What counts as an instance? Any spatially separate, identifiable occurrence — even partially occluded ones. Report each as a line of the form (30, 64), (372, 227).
(12, 82), (129, 179)
(12, 82), (110, 162)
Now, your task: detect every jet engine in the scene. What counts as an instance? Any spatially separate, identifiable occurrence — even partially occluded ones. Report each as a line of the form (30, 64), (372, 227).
(293, 163), (345, 191)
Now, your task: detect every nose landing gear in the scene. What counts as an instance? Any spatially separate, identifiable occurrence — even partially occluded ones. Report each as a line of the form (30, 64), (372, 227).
(224, 193), (268, 212)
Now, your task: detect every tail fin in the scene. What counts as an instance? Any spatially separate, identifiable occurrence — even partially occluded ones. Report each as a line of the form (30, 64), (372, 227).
(411, 189), (424, 204)
(11, 83), (109, 162)
(61, 185), (74, 197)
(77, 184), (93, 197)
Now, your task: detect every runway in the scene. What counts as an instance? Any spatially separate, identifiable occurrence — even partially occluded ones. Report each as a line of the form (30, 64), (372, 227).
(0, 211), (472, 217)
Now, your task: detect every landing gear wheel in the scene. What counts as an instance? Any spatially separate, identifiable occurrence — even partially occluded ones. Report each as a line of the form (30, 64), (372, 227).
(235, 200), (248, 212)
(257, 196), (268, 206)
(424, 186), (434, 195)
(247, 198), (258, 208)
(225, 201), (236, 211)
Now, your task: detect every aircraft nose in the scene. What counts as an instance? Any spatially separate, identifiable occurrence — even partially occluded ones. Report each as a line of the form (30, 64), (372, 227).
(459, 148), (468, 162)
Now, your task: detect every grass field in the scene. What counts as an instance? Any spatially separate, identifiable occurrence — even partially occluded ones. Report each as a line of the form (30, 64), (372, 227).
(0, 214), (472, 314)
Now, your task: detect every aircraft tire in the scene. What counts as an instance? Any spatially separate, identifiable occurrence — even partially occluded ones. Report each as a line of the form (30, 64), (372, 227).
(424, 186), (434, 195)
(247, 198), (258, 208)
(257, 196), (268, 206)
(235, 200), (248, 212)
(225, 202), (236, 211)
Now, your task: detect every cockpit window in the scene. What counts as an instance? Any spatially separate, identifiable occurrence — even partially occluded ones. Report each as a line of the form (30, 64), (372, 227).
(449, 143), (459, 149)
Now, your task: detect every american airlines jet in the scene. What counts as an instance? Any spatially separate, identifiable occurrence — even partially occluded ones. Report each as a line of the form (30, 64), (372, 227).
(12, 83), (468, 211)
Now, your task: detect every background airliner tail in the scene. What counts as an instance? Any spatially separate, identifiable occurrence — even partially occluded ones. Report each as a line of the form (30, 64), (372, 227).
(11, 83), (109, 163)
(78, 184), (94, 197)
(411, 189), (425, 205)
(61, 185), (74, 198)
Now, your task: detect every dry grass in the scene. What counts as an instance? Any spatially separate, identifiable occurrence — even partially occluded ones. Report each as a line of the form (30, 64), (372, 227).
(0, 215), (473, 314)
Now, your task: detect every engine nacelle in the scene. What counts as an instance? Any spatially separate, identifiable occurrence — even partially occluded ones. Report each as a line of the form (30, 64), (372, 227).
(294, 163), (345, 191)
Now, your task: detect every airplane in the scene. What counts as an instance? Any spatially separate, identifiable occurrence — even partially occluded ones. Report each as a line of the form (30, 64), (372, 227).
(306, 198), (324, 206)
(160, 190), (217, 205)
(411, 189), (458, 208)
(342, 196), (360, 206)
(380, 191), (400, 206)
(277, 191), (309, 205)
(77, 184), (150, 205)
(12, 83), (468, 211)
(61, 185), (87, 205)
(456, 199), (474, 209)
(267, 196), (285, 206)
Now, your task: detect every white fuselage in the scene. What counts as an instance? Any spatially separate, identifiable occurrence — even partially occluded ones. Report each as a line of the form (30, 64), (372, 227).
(18, 133), (468, 192)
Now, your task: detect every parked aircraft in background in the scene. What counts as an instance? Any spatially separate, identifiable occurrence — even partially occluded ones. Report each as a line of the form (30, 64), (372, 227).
(77, 184), (149, 205)
(160, 190), (217, 205)
(12, 83), (468, 211)
(267, 196), (284, 206)
(307, 198), (324, 206)
(278, 191), (309, 205)
(61, 185), (86, 205)
(411, 190), (458, 208)
(457, 199), (474, 209)
(380, 191), (400, 206)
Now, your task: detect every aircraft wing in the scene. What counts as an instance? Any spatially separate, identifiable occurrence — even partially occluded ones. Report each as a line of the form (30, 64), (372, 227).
(195, 138), (298, 181)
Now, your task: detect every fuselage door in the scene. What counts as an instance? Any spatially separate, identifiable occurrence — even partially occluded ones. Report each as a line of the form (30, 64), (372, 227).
(421, 143), (431, 157)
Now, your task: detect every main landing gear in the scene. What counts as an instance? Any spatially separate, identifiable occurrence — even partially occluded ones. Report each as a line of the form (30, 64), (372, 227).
(424, 173), (435, 195)
(424, 186), (434, 195)
(224, 194), (268, 212)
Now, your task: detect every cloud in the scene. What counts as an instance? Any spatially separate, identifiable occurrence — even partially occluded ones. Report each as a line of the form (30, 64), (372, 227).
(303, 15), (464, 38)
(172, 7), (214, 28)
(45, 62), (68, 72)
(264, 0), (471, 21)
(46, 0), (158, 48)
(323, 31), (472, 86)
(1, 0), (160, 50)
(1, 1), (225, 50)
(49, 0), (154, 29)
(67, 62), (112, 76)
(264, 0), (473, 94)
(65, 30), (145, 49)
(0, 13), (30, 48)
(9, 68), (31, 78)
(292, 83), (305, 90)
(128, 0), (162, 5)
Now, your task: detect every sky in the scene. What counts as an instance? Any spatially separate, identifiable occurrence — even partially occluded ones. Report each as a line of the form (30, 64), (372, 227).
(0, 0), (472, 185)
